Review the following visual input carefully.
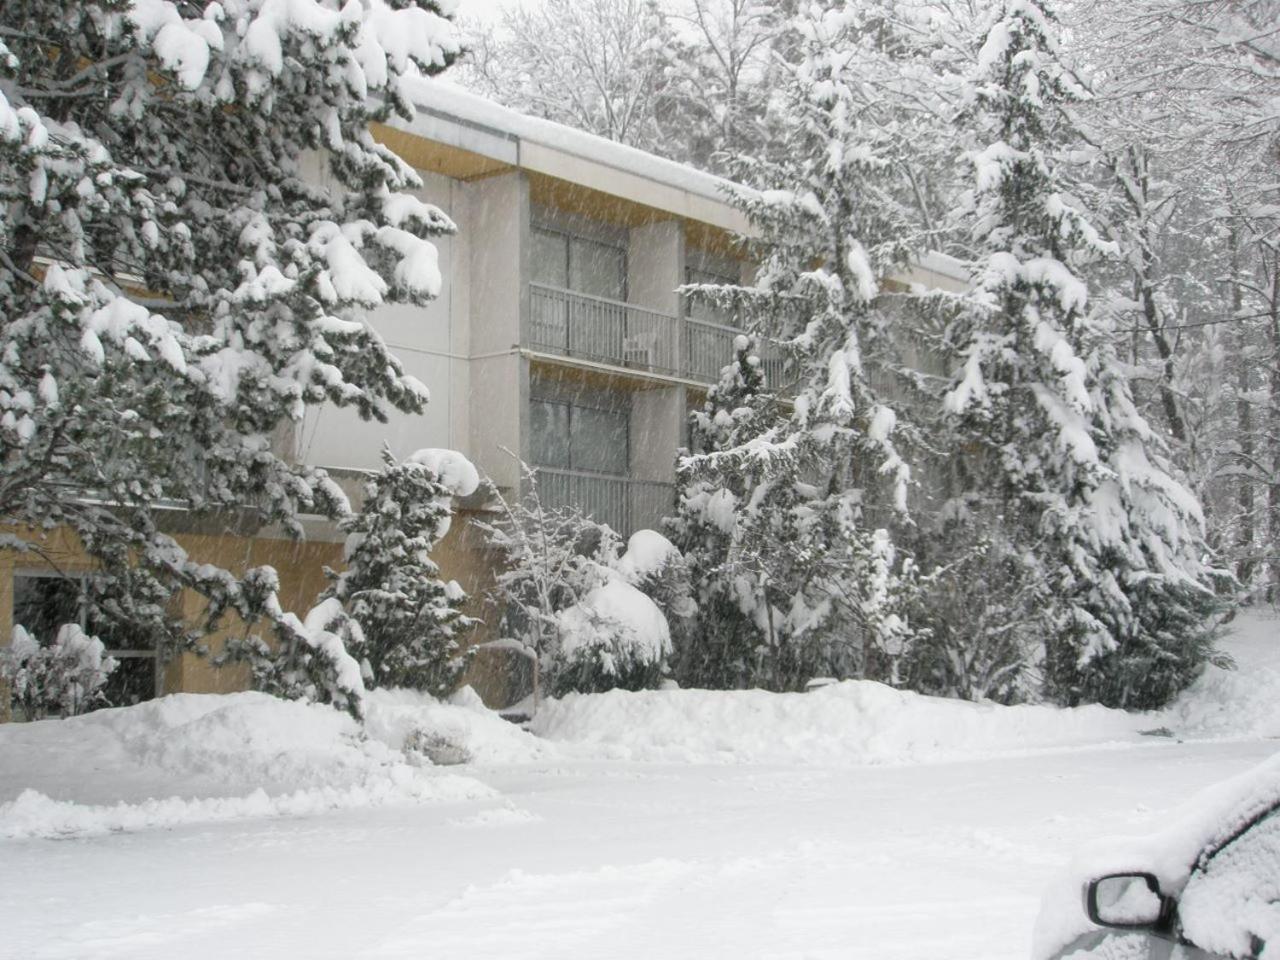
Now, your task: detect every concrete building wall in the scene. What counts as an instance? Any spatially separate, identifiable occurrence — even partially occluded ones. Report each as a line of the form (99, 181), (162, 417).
(298, 171), (464, 472)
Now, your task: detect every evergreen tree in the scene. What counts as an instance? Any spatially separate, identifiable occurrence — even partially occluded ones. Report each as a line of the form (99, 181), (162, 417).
(668, 335), (778, 688)
(677, 4), (922, 691)
(0, 0), (461, 702)
(942, 0), (1221, 707)
(326, 447), (476, 696)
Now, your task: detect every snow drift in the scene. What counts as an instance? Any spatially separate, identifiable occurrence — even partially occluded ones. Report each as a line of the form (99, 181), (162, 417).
(529, 679), (1155, 765)
(0, 688), (541, 840)
(530, 611), (1279, 764)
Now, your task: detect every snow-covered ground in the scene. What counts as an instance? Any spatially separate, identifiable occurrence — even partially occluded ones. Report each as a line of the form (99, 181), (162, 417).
(1, 611), (1276, 959)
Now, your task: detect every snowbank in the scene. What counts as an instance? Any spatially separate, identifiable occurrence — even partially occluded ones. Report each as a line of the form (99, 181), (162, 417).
(1165, 610), (1280, 740)
(364, 686), (554, 766)
(530, 610), (1279, 765)
(0, 690), (535, 840)
(529, 680), (1152, 765)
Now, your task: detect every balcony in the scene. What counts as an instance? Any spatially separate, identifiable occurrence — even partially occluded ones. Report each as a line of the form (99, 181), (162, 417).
(530, 284), (680, 376)
(534, 466), (675, 537)
(683, 316), (788, 389)
(529, 283), (788, 389)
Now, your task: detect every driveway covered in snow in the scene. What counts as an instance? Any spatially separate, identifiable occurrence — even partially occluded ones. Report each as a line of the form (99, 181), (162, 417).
(1, 614), (1277, 960)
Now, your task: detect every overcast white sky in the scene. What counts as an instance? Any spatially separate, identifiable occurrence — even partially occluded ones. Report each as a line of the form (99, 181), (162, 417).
(457, 0), (515, 24)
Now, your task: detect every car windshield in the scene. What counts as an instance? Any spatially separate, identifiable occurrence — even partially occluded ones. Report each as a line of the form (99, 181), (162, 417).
(1178, 804), (1280, 959)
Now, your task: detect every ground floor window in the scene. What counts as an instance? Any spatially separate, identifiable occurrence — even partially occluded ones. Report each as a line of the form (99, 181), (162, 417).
(11, 571), (160, 711)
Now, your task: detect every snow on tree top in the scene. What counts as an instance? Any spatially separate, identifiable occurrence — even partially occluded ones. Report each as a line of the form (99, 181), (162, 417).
(405, 448), (479, 498)
(613, 529), (682, 584)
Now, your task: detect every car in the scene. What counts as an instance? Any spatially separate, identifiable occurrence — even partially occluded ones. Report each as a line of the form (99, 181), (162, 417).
(1035, 753), (1280, 960)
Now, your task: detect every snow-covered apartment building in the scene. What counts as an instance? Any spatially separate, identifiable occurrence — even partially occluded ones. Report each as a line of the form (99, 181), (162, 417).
(1, 80), (967, 711)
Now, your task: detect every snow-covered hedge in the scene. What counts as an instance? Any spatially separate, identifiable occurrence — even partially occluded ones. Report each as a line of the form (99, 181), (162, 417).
(0, 625), (117, 720)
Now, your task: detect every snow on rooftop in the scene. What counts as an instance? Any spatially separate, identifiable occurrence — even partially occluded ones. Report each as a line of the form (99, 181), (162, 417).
(397, 80), (968, 286)
(400, 76), (751, 210)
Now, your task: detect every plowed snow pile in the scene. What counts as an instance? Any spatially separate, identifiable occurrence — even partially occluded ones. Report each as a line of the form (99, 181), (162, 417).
(529, 681), (1154, 764)
(0, 689), (544, 839)
(530, 611), (1278, 763)
(1, 613), (1273, 839)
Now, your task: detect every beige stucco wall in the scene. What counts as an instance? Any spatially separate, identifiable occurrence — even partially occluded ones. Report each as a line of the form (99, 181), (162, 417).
(0, 509), (503, 711)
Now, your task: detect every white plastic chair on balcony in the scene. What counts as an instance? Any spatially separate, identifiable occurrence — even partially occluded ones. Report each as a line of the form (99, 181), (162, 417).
(622, 330), (658, 371)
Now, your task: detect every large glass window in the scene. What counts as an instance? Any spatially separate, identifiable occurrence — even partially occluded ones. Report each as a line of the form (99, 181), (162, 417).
(571, 237), (626, 301)
(530, 399), (571, 469)
(532, 228), (569, 289)
(532, 226), (627, 301)
(530, 399), (629, 476)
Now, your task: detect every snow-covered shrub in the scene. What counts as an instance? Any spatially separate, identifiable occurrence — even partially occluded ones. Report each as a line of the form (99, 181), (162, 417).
(551, 575), (672, 696)
(1, 625), (117, 720)
(479, 466), (676, 704)
(613, 530), (695, 674)
(325, 446), (479, 696)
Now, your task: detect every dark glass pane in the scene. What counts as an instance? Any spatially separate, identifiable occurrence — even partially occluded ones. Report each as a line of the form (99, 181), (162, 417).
(571, 237), (626, 301)
(530, 399), (571, 469)
(99, 655), (157, 708)
(531, 229), (568, 288)
(12, 575), (82, 642)
(571, 405), (628, 475)
(12, 573), (157, 710)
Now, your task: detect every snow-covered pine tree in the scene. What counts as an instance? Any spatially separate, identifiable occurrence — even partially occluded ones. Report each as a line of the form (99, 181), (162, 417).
(677, 2), (921, 691)
(942, 0), (1221, 708)
(325, 446), (477, 696)
(668, 334), (777, 688)
(0, 1), (460, 696)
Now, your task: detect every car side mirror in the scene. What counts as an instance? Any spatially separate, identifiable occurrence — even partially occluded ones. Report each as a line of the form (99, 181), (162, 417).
(1086, 873), (1172, 930)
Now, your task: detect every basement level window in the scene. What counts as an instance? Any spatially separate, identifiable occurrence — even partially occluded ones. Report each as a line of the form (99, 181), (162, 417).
(11, 572), (159, 709)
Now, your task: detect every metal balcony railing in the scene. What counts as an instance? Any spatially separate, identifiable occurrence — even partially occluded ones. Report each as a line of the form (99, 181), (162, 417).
(529, 283), (680, 376)
(534, 466), (675, 536)
(682, 317), (789, 390)
(528, 283), (791, 391)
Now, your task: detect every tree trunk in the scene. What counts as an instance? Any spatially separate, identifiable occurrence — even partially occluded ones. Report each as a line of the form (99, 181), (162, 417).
(1230, 226), (1256, 587)
(1269, 250), (1280, 602)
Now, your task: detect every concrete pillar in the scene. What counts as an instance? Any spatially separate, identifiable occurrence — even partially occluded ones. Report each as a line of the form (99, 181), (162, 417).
(631, 386), (685, 485)
(467, 171), (530, 495)
(627, 219), (684, 315)
(626, 220), (686, 491)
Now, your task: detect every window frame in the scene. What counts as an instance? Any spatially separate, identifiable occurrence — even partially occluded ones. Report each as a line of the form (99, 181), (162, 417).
(10, 569), (162, 702)
(531, 225), (629, 303)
